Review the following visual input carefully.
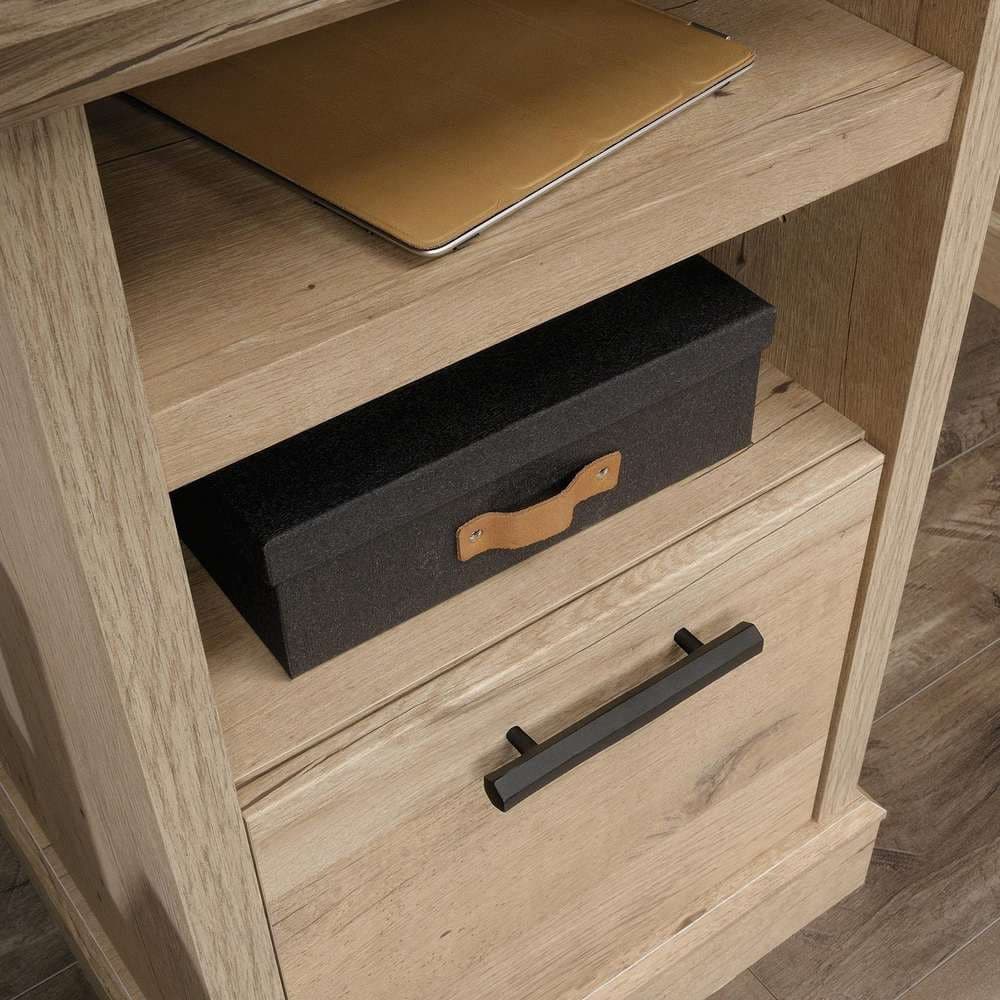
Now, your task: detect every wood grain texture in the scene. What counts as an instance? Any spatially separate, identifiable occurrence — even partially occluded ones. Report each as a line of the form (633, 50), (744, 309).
(86, 0), (962, 488)
(583, 797), (884, 1000)
(753, 636), (1000, 1000)
(710, 0), (1000, 822)
(0, 108), (282, 1000)
(707, 195), (866, 409)
(900, 919), (1000, 1000)
(815, 0), (1000, 816)
(202, 366), (869, 787)
(245, 464), (878, 1000)
(262, 742), (825, 1000)
(935, 296), (1000, 465)
(879, 431), (1000, 716)
(0, 0), (402, 130)
(822, 0), (921, 39)
(707, 974), (775, 1000)
(0, 761), (136, 1000)
(974, 208), (1000, 308)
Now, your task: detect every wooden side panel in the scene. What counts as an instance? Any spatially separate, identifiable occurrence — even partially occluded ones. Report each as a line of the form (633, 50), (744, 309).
(0, 108), (284, 999)
(709, 0), (1000, 820)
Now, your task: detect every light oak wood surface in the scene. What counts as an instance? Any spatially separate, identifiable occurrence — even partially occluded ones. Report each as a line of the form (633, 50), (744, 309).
(86, 0), (962, 488)
(0, 0), (402, 130)
(0, 107), (283, 1000)
(589, 797), (884, 1000)
(198, 365), (868, 787)
(267, 744), (825, 1000)
(814, 0), (1000, 821)
(0, 754), (884, 1000)
(706, 0), (1000, 824)
(242, 457), (879, 999)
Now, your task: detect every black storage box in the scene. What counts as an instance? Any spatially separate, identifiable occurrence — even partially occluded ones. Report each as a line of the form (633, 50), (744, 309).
(173, 257), (774, 677)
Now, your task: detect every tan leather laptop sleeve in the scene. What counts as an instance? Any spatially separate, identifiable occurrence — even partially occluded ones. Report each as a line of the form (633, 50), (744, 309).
(133, 0), (753, 252)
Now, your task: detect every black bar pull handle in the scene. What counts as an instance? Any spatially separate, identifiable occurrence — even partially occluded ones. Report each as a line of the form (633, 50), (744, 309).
(484, 622), (763, 812)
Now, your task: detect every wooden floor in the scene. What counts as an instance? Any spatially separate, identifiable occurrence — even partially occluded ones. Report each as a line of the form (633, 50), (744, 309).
(3, 296), (1000, 999)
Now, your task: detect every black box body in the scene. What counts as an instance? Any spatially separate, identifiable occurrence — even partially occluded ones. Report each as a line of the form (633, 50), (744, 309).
(172, 257), (774, 677)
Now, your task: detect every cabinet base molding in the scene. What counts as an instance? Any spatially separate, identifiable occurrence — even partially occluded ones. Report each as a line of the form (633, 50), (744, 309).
(0, 750), (882, 1000)
(589, 795), (884, 1000)
(0, 761), (138, 1000)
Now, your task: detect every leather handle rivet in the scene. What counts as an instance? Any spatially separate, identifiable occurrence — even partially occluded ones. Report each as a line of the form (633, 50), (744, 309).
(596, 467), (610, 480)
(469, 529), (484, 542)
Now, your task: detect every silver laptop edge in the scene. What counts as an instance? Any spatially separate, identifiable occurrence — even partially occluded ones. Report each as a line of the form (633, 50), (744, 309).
(315, 59), (754, 258)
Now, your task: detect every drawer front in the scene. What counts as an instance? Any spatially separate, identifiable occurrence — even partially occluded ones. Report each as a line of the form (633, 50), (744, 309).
(245, 458), (880, 1000)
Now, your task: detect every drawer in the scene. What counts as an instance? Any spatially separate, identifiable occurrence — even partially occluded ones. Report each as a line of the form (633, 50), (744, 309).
(242, 443), (881, 1000)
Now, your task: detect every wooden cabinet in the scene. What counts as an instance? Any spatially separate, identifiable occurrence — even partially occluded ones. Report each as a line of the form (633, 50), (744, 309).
(2, 2), (1000, 999)
(244, 436), (880, 1000)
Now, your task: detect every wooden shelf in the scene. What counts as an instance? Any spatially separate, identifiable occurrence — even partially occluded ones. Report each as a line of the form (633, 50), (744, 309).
(90, 0), (962, 490)
(189, 365), (870, 788)
(1, 0), (402, 129)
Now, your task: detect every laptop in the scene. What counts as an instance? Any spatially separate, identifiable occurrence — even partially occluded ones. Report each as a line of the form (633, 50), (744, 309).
(132, 0), (754, 256)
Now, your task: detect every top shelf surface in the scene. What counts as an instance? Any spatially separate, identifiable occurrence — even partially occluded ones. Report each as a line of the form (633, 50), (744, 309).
(90, 0), (962, 489)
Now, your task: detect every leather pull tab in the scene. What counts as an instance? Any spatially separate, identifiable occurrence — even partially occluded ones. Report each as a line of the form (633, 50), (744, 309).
(456, 452), (622, 561)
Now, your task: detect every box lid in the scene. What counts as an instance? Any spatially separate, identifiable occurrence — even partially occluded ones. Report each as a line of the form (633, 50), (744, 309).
(173, 257), (773, 586)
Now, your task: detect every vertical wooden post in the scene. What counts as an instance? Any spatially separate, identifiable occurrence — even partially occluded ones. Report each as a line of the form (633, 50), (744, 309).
(0, 107), (285, 999)
(711, 0), (1000, 821)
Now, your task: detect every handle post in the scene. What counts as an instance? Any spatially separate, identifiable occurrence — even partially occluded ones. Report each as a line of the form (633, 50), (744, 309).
(506, 726), (538, 755)
(673, 628), (704, 654)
